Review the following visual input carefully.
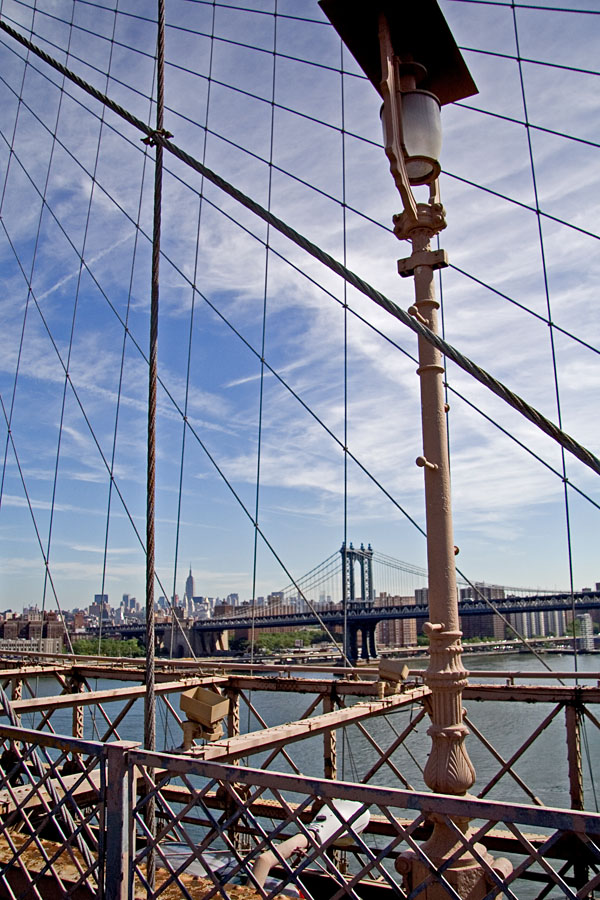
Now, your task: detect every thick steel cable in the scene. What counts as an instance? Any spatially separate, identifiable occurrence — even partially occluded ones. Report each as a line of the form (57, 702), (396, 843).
(100, 1), (150, 664)
(2, 28), (597, 348)
(144, 0), (165, 889)
(2, 60), (597, 535)
(1, 26), (596, 676)
(0, 101), (348, 663)
(1, 7), (600, 676)
(1, 18), (597, 480)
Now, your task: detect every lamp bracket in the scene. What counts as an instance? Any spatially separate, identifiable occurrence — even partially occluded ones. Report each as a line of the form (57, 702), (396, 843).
(398, 248), (448, 278)
(393, 201), (447, 242)
(379, 14), (418, 223)
(396, 61), (427, 86)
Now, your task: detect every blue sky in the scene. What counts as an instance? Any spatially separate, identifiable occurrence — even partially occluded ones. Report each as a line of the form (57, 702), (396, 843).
(0, 0), (598, 612)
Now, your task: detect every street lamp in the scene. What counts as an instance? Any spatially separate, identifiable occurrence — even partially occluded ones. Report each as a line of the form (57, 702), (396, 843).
(319, 1), (511, 897)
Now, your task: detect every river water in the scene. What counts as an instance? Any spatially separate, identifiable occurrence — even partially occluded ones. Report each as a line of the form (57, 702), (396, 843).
(22, 652), (600, 813)
(238, 652), (600, 811)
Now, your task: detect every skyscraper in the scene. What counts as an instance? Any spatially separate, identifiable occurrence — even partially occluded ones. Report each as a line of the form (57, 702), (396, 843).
(185, 567), (194, 602)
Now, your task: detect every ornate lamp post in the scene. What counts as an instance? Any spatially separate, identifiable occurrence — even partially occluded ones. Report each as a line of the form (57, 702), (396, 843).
(320, 1), (510, 896)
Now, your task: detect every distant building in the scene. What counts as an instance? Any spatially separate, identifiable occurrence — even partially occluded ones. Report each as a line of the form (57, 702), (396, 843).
(375, 593), (417, 648)
(415, 588), (428, 605)
(0, 611), (66, 653)
(122, 594), (137, 611)
(459, 584), (506, 640)
(185, 568), (195, 602)
(577, 614), (594, 651)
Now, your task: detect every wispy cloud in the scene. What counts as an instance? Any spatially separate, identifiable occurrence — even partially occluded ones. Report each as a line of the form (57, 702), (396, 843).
(0, 0), (598, 610)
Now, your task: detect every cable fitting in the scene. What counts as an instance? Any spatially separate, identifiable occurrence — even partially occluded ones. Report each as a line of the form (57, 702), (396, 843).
(408, 305), (429, 326)
(416, 456), (438, 471)
(397, 247), (448, 278)
(142, 128), (173, 146)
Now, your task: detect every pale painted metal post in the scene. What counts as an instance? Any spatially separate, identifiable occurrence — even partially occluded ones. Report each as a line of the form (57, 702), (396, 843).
(105, 741), (138, 900)
(322, 692), (344, 871)
(394, 205), (511, 896)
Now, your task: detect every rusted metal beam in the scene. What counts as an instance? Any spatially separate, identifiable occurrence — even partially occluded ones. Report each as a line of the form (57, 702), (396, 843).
(0, 665), (70, 678)
(155, 783), (558, 856)
(190, 686), (430, 761)
(464, 683), (600, 703)
(565, 702), (584, 811)
(8, 677), (227, 714)
(135, 748), (600, 836)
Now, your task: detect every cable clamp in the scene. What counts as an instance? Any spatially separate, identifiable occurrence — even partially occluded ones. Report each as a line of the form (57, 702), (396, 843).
(397, 248), (448, 278)
(142, 128), (173, 146)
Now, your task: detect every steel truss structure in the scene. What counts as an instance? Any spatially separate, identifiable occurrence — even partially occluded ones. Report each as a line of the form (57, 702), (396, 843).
(0, 654), (598, 898)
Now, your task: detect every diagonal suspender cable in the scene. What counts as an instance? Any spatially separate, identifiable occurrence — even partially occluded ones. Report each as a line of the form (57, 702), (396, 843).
(1, 16), (597, 481)
(248, 0), (278, 676)
(1, 28), (596, 363)
(168, 1), (219, 664)
(2, 60), (597, 541)
(510, 4), (577, 673)
(340, 34), (350, 675)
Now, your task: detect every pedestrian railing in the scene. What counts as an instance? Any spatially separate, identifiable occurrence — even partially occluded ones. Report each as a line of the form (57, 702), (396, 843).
(0, 719), (599, 899)
(125, 748), (600, 899)
(0, 722), (105, 900)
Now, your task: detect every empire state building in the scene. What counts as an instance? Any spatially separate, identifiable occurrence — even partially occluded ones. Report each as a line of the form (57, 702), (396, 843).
(185, 567), (194, 602)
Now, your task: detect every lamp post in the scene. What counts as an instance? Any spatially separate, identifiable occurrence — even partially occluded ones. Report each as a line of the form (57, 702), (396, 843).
(320, 2), (511, 897)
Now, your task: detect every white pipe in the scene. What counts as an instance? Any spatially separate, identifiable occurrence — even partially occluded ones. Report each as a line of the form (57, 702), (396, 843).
(252, 833), (309, 889)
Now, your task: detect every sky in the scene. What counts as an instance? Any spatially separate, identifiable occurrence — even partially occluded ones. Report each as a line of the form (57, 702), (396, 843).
(0, 0), (598, 613)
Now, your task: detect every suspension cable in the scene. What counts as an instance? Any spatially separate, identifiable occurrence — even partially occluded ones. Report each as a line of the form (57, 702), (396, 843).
(1, 18), (597, 482)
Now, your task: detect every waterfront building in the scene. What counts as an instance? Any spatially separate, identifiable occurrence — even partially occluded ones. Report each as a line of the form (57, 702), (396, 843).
(459, 584), (506, 640)
(375, 593), (417, 648)
(577, 613), (595, 651)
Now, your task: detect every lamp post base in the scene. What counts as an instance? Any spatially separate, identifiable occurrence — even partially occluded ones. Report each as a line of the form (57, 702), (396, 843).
(396, 814), (512, 900)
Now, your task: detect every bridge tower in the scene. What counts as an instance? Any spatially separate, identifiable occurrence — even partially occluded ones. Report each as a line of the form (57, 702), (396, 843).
(340, 542), (374, 604)
(340, 542), (377, 662)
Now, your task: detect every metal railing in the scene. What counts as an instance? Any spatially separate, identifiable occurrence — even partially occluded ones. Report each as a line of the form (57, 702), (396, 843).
(127, 749), (600, 900)
(0, 722), (598, 899)
(0, 723), (106, 900)
(1, 670), (599, 900)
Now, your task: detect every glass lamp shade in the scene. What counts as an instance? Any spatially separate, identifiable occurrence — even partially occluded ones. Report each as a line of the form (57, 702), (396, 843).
(401, 90), (442, 185)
